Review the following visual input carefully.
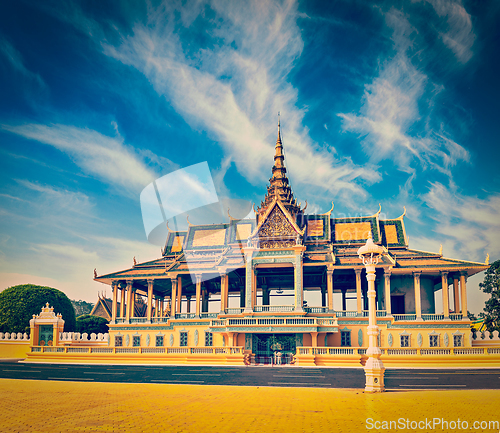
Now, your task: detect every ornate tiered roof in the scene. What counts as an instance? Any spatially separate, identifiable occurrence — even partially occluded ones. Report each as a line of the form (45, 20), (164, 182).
(95, 122), (489, 294)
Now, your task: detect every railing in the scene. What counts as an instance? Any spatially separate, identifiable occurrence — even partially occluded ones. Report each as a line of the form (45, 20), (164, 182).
(142, 347), (165, 354)
(211, 319), (226, 326)
(225, 308), (244, 315)
(200, 313), (218, 319)
(130, 318), (148, 323)
(228, 318), (257, 325)
(316, 318), (337, 326)
(386, 349), (418, 355)
(29, 345), (244, 356)
(286, 318), (315, 325)
(487, 348), (500, 354)
(420, 349), (451, 355)
(175, 313), (196, 319)
(151, 317), (170, 323)
(90, 347), (113, 354)
(116, 348), (139, 354)
(304, 307), (329, 313)
(362, 310), (387, 317)
(454, 348), (483, 355)
(213, 317), (327, 327)
(421, 314), (444, 321)
(115, 318), (127, 324)
(393, 314), (417, 321)
(254, 305), (295, 312)
(449, 314), (463, 321)
(67, 347), (90, 353)
(327, 348), (355, 355)
(334, 311), (357, 317)
(42, 347), (65, 353)
(258, 318), (285, 325)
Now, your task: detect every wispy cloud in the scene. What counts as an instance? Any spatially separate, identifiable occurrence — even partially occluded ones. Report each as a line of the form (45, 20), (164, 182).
(86, 0), (380, 201)
(423, 182), (500, 262)
(2, 123), (155, 194)
(416, 0), (475, 63)
(15, 179), (95, 218)
(0, 38), (46, 88)
(338, 7), (470, 178)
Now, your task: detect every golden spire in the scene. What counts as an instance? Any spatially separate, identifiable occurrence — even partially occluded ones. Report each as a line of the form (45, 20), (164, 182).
(256, 116), (301, 219)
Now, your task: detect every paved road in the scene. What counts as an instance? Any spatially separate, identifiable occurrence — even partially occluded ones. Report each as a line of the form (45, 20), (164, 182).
(0, 362), (499, 389)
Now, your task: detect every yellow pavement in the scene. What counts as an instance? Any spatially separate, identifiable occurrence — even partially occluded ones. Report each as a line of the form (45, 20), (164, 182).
(1, 379), (500, 433)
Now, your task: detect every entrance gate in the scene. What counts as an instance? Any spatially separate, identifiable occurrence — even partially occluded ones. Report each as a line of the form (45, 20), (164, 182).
(252, 334), (296, 365)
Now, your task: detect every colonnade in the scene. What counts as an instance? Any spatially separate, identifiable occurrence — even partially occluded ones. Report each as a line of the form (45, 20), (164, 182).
(109, 267), (468, 322)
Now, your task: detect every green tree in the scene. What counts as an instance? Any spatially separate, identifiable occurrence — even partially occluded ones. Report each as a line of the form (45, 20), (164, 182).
(0, 284), (76, 333)
(76, 315), (109, 335)
(479, 259), (500, 333)
(71, 299), (94, 316)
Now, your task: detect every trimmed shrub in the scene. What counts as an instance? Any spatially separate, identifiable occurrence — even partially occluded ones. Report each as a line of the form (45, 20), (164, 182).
(76, 315), (109, 335)
(0, 284), (76, 333)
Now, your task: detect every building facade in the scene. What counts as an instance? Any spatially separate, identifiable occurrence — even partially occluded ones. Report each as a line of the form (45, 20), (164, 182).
(93, 124), (489, 366)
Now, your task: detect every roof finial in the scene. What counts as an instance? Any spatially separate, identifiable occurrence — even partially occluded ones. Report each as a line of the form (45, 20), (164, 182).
(485, 253), (490, 265)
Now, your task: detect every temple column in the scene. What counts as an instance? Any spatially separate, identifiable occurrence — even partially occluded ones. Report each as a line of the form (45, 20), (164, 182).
(384, 269), (392, 316)
(119, 284), (126, 318)
(460, 272), (468, 318)
(111, 281), (118, 323)
(441, 271), (449, 318)
(413, 272), (422, 321)
(453, 277), (460, 314)
(126, 280), (134, 321)
(177, 276), (183, 314)
(240, 286), (245, 308)
(244, 259), (253, 313)
(262, 285), (269, 306)
(355, 269), (362, 315)
(252, 268), (258, 308)
(186, 296), (191, 314)
(202, 285), (209, 313)
(294, 257), (304, 312)
(195, 274), (202, 317)
(311, 332), (318, 347)
(327, 269), (334, 312)
(170, 276), (178, 317)
(147, 279), (154, 322)
(220, 272), (228, 313)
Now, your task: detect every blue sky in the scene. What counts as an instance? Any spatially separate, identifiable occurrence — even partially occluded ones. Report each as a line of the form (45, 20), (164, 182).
(0, 0), (499, 313)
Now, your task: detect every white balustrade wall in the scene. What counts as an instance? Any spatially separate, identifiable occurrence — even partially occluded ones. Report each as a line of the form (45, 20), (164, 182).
(0, 332), (30, 341)
(473, 330), (500, 341)
(59, 332), (109, 342)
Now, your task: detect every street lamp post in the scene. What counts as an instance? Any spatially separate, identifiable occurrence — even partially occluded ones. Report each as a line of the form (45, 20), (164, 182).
(357, 231), (386, 393)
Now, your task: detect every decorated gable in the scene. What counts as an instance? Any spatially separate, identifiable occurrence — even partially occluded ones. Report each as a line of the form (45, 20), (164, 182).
(257, 205), (298, 238)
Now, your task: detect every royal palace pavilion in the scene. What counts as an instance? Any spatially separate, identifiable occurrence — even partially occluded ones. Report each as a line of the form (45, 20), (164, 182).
(19, 122), (499, 375)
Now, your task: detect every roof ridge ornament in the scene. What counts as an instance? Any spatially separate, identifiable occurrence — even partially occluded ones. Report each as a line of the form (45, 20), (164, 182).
(397, 206), (407, 220)
(485, 253), (490, 265)
(322, 201), (334, 216)
(439, 244), (443, 256)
